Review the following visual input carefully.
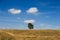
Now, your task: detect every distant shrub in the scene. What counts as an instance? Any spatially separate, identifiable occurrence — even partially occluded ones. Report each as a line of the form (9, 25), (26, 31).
(28, 23), (34, 29)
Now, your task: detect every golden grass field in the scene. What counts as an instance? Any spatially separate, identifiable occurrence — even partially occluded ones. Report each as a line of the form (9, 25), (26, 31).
(0, 30), (60, 40)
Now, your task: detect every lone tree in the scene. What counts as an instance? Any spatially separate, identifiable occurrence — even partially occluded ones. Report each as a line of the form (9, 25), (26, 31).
(28, 23), (34, 29)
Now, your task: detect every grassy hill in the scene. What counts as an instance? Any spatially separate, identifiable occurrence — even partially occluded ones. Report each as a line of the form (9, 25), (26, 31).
(0, 30), (60, 40)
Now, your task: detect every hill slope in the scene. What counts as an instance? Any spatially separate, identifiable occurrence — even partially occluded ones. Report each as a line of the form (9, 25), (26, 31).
(0, 30), (60, 40)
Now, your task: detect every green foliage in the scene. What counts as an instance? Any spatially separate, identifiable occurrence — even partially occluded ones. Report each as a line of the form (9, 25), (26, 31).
(28, 23), (34, 29)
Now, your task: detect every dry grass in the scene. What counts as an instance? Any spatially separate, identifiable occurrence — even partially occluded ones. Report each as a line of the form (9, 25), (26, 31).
(0, 30), (60, 40)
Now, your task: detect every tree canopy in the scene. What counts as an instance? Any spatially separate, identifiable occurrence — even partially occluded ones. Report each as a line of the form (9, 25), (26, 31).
(28, 23), (34, 29)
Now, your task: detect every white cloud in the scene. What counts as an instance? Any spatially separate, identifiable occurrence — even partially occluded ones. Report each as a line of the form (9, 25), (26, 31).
(24, 20), (35, 23)
(26, 7), (38, 13)
(8, 8), (21, 14)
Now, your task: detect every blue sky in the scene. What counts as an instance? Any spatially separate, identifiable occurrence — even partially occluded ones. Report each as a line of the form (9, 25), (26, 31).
(0, 0), (60, 29)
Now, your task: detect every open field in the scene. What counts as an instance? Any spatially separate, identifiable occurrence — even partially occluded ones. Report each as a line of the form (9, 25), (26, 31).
(0, 30), (60, 40)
